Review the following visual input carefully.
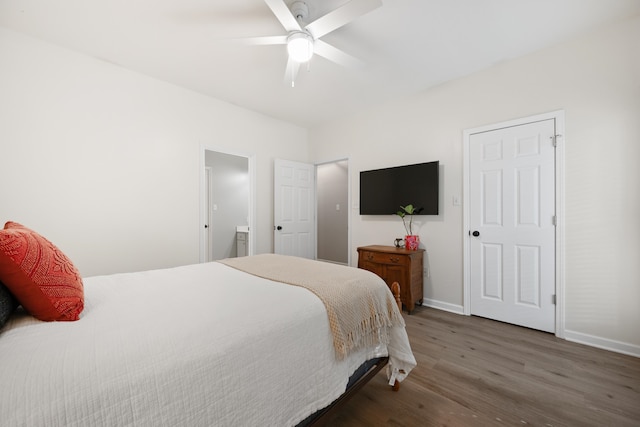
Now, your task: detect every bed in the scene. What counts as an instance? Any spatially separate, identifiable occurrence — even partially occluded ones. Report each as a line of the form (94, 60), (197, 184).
(0, 223), (416, 427)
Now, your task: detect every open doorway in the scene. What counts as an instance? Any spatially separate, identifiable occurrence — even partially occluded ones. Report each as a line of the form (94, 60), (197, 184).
(200, 147), (254, 262)
(316, 159), (349, 265)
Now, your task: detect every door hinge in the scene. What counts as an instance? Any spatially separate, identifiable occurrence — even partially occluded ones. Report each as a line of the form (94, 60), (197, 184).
(551, 134), (562, 147)
(552, 294), (556, 305)
(552, 215), (557, 226)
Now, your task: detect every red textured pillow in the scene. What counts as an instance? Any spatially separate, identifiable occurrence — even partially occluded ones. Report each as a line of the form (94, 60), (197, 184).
(0, 222), (84, 321)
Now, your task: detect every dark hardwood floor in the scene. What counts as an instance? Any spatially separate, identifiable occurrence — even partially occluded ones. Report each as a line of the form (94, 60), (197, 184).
(325, 306), (640, 426)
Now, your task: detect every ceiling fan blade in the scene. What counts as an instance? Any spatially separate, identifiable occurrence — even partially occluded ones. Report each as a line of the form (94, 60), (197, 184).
(232, 35), (288, 46)
(313, 40), (365, 70)
(305, 0), (382, 39)
(264, 0), (302, 32)
(284, 58), (302, 87)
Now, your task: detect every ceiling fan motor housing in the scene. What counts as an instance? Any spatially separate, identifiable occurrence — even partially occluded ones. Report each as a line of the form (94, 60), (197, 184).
(290, 1), (309, 21)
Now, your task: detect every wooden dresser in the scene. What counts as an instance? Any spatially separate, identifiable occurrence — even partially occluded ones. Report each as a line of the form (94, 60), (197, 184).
(357, 245), (424, 314)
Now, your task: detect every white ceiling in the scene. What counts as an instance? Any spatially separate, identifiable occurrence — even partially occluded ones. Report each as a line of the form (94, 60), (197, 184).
(1, 0), (639, 128)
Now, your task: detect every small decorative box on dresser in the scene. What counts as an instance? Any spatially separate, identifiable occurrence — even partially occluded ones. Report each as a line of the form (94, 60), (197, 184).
(357, 245), (424, 314)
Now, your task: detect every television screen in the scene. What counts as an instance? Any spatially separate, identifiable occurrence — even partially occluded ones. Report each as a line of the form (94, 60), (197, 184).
(359, 161), (439, 215)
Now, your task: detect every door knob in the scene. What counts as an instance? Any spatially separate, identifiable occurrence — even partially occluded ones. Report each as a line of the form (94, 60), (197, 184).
(472, 230), (480, 237)
(276, 225), (283, 231)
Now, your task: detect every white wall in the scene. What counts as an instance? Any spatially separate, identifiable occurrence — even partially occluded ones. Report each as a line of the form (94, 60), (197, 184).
(309, 16), (640, 351)
(0, 27), (309, 277)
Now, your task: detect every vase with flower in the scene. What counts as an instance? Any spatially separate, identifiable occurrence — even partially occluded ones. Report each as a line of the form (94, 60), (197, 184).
(395, 204), (423, 250)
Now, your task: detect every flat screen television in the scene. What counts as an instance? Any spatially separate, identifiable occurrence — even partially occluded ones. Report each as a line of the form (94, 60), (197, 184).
(359, 161), (439, 215)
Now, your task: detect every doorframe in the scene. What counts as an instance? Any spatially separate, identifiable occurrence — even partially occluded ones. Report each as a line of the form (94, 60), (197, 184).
(462, 110), (565, 338)
(204, 166), (213, 261)
(199, 144), (256, 263)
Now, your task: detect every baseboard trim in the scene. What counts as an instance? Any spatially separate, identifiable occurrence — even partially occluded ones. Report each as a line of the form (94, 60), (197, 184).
(421, 298), (464, 315)
(564, 329), (640, 358)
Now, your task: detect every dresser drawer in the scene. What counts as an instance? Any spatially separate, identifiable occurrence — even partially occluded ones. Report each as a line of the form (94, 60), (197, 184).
(359, 250), (408, 266)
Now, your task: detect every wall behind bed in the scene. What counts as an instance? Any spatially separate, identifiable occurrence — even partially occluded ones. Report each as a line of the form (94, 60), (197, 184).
(0, 26), (309, 277)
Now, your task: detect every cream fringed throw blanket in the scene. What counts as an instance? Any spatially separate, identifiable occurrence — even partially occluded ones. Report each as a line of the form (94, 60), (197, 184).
(218, 254), (405, 360)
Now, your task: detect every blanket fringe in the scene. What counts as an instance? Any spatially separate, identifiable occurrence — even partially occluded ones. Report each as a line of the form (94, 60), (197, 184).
(333, 305), (405, 360)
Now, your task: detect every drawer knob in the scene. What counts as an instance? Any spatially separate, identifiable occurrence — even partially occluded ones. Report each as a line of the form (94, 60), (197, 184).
(390, 257), (400, 263)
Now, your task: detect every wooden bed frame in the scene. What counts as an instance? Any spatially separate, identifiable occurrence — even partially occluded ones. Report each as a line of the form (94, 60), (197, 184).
(304, 282), (404, 426)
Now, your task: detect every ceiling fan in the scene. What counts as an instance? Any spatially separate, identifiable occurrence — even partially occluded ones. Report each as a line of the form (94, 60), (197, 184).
(241, 0), (382, 86)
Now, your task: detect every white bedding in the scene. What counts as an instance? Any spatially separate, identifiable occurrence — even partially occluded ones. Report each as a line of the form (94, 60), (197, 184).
(0, 260), (416, 426)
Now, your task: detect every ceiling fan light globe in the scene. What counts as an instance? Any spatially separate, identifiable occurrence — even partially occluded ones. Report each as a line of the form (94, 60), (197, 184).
(287, 33), (314, 63)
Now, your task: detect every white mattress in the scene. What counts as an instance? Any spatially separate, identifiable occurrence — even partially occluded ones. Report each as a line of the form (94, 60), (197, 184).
(0, 261), (415, 426)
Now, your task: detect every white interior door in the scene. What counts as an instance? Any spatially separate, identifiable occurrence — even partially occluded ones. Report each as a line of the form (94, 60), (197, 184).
(469, 119), (556, 332)
(274, 159), (315, 259)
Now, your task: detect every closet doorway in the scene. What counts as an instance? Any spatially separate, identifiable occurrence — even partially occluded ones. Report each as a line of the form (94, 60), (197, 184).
(316, 159), (349, 265)
(200, 147), (255, 262)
